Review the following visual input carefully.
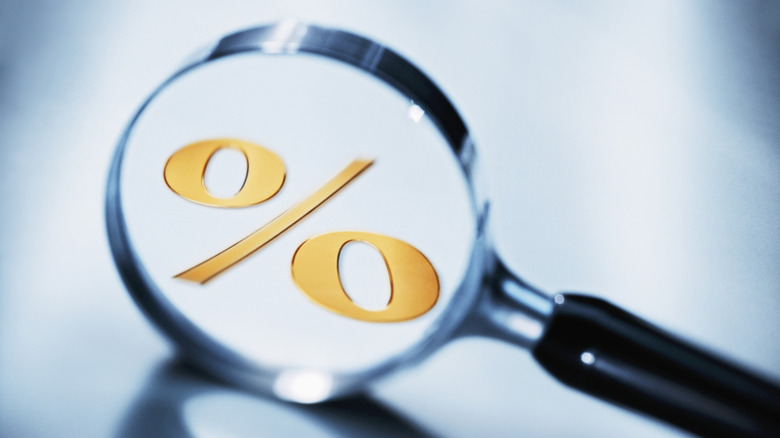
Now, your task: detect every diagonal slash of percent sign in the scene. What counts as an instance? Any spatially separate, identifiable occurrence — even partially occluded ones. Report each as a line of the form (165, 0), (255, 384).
(176, 159), (374, 284)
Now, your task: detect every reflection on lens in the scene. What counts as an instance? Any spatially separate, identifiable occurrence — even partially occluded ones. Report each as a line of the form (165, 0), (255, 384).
(273, 370), (335, 403)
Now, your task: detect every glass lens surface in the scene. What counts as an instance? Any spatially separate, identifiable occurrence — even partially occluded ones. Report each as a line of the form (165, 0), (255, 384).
(118, 53), (476, 377)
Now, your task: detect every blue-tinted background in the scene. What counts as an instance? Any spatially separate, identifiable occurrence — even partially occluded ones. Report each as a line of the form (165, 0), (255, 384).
(1, 1), (779, 437)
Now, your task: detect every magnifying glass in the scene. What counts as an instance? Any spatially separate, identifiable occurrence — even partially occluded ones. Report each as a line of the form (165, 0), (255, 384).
(106, 21), (780, 437)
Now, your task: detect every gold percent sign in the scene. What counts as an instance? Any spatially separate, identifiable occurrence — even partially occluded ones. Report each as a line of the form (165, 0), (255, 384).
(163, 138), (440, 323)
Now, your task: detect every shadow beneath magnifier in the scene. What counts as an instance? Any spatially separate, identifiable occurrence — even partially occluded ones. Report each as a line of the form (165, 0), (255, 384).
(115, 357), (436, 438)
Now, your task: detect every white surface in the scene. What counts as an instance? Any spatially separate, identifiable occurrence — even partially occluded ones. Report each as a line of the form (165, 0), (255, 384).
(1, 1), (779, 437)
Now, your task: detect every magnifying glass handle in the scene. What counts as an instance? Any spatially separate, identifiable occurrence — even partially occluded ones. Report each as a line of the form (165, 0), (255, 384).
(532, 294), (780, 437)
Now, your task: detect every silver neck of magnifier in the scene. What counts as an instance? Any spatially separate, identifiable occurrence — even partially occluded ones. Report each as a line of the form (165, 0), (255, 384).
(457, 253), (554, 349)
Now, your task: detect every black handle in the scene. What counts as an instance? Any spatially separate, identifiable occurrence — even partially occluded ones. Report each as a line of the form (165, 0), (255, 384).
(531, 294), (780, 437)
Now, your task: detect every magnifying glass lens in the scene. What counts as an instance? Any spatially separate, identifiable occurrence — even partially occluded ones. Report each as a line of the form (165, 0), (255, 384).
(117, 52), (478, 398)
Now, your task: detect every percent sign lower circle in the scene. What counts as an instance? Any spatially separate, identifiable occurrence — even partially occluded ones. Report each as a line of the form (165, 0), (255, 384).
(163, 138), (440, 322)
(108, 21), (780, 435)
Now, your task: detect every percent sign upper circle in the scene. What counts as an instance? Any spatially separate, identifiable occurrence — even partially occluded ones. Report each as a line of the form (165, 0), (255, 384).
(107, 22), (484, 401)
